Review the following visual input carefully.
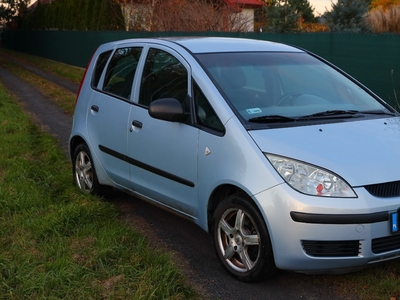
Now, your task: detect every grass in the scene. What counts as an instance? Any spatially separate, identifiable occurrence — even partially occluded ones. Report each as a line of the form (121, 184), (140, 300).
(1, 47), (400, 300)
(0, 47), (84, 85)
(0, 49), (81, 115)
(0, 60), (77, 114)
(325, 263), (400, 300)
(0, 78), (198, 297)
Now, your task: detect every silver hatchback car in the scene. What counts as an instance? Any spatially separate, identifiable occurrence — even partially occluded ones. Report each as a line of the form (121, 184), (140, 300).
(69, 37), (400, 282)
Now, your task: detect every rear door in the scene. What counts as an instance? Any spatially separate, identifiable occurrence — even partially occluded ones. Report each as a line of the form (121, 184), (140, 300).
(87, 47), (143, 188)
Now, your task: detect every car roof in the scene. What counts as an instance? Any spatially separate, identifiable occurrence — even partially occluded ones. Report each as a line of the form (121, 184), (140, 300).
(165, 36), (303, 54)
(102, 36), (303, 54)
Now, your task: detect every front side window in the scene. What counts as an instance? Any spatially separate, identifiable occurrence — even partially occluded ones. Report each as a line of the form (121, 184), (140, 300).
(139, 48), (188, 108)
(196, 52), (395, 127)
(102, 47), (143, 100)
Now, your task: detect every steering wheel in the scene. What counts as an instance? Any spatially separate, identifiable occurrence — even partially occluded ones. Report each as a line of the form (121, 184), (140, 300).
(276, 92), (303, 106)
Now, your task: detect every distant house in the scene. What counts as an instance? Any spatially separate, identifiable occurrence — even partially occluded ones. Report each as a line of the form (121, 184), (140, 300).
(28, 0), (264, 32)
(29, 0), (54, 9)
(121, 0), (264, 32)
(224, 0), (264, 32)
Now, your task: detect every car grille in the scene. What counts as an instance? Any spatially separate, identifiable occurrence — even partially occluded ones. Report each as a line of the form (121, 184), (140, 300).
(302, 240), (361, 257)
(364, 181), (400, 198)
(372, 234), (400, 254)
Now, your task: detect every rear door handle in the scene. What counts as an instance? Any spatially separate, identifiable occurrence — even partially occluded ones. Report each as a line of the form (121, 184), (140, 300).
(91, 105), (99, 112)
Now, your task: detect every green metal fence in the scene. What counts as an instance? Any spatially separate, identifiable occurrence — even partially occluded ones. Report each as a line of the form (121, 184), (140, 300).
(1, 30), (399, 107)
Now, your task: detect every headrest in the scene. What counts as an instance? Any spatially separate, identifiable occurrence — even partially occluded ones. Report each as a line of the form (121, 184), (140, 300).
(220, 66), (247, 89)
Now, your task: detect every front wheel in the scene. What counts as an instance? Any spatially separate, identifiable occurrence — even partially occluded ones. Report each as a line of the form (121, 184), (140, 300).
(213, 194), (277, 282)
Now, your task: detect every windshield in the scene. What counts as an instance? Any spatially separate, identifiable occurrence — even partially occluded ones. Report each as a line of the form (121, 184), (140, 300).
(196, 52), (394, 125)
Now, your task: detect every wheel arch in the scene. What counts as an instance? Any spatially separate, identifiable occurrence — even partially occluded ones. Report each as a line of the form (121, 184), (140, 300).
(69, 135), (87, 160)
(207, 184), (263, 232)
(208, 185), (278, 281)
(69, 135), (107, 184)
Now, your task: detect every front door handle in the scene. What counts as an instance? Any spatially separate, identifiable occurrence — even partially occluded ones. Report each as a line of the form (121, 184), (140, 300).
(132, 120), (143, 128)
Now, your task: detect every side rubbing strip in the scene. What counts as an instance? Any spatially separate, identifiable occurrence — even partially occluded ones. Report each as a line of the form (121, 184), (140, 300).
(99, 145), (195, 188)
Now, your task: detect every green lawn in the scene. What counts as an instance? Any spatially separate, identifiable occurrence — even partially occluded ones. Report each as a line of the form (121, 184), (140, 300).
(0, 83), (198, 299)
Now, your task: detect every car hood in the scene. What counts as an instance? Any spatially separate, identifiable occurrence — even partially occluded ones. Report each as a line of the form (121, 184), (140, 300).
(249, 117), (400, 186)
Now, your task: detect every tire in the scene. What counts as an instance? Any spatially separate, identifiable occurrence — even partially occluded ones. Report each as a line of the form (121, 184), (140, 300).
(72, 143), (111, 196)
(212, 194), (277, 282)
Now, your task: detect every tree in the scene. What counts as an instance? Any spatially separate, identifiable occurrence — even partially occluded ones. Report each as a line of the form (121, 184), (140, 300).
(264, 0), (300, 32)
(263, 0), (317, 32)
(97, 0), (125, 30)
(289, 0), (317, 22)
(22, 0), (125, 30)
(325, 0), (372, 32)
(116, 0), (252, 32)
(116, 0), (160, 31)
(0, 0), (29, 27)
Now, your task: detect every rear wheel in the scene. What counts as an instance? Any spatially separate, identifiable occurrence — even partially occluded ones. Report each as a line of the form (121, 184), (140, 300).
(213, 194), (277, 282)
(72, 143), (111, 196)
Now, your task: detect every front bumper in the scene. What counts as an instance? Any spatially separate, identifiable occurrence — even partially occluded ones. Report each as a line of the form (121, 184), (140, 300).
(255, 183), (400, 272)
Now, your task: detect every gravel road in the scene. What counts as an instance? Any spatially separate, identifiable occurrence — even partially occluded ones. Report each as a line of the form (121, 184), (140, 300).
(0, 52), (351, 300)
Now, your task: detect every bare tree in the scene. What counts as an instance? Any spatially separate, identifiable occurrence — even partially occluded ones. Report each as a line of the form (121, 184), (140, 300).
(116, 0), (156, 31)
(116, 0), (256, 32)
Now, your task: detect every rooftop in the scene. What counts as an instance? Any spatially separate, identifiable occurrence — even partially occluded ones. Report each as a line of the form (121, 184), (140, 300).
(224, 0), (264, 8)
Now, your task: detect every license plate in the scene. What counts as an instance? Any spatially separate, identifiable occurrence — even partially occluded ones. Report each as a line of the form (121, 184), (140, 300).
(391, 212), (399, 233)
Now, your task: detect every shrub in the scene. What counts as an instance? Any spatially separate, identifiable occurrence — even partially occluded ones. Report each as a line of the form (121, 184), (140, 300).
(325, 0), (372, 33)
(366, 5), (400, 33)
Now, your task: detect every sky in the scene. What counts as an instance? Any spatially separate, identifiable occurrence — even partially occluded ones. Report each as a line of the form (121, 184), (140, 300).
(310, 0), (337, 16)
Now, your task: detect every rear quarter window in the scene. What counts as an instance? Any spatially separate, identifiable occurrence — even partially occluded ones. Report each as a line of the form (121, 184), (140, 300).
(91, 50), (112, 88)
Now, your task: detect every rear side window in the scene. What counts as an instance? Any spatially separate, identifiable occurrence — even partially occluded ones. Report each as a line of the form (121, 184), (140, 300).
(102, 47), (143, 100)
(91, 50), (112, 88)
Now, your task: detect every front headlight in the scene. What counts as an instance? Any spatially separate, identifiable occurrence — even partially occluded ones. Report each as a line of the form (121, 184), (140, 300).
(265, 154), (357, 198)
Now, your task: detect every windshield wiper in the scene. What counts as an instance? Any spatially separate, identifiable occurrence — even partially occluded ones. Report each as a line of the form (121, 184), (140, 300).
(299, 109), (397, 120)
(297, 110), (361, 120)
(248, 109), (396, 124)
(360, 109), (396, 116)
(248, 111), (358, 123)
(248, 115), (296, 123)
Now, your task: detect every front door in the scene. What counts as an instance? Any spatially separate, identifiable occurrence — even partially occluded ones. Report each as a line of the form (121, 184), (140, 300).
(128, 47), (199, 217)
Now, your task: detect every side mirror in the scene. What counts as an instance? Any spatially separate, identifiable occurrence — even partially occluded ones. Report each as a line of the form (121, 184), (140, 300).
(148, 98), (188, 122)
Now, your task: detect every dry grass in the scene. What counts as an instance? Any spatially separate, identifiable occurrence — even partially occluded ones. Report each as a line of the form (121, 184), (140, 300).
(0, 60), (76, 115)
(366, 5), (400, 33)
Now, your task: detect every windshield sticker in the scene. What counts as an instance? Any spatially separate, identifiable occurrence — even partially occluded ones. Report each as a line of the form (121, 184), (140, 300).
(246, 108), (262, 114)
